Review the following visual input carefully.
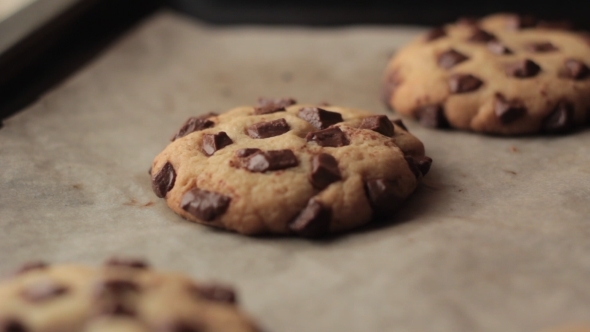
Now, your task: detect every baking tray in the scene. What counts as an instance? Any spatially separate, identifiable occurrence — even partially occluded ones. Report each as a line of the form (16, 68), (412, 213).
(0, 10), (589, 331)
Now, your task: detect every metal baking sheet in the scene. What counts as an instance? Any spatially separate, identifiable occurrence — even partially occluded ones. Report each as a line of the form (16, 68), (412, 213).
(1, 11), (589, 331)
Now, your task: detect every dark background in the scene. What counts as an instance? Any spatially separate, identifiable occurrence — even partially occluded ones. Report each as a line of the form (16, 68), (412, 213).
(2, 0), (589, 120)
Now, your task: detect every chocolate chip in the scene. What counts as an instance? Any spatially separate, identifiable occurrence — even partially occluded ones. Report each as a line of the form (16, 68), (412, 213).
(152, 162), (176, 198)
(96, 279), (140, 297)
(298, 107), (343, 129)
(14, 262), (47, 276)
(171, 114), (216, 141)
(241, 150), (299, 173)
(505, 14), (537, 30)
(0, 319), (27, 332)
(309, 154), (342, 190)
(391, 119), (408, 131)
(359, 115), (395, 137)
(415, 105), (449, 129)
(202, 132), (233, 156)
(254, 97), (296, 115)
(148, 166), (152, 176)
(542, 101), (575, 134)
(235, 148), (261, 158)
(437, 49), (469, 69)
(561, 59), (590, 79)
(468, 29), (496, 43)
(526, 42), (558, 52)
(494, 93), (527, 124)
(505, 59), (541, 78)
(487, 41), (512, 55)
(306, 127), (349, 147)
(21, 280), (68, 302)
(192, 284), (237, 304)
(364, 178), (404, 217)
(425, 27), (446, 41)
(181, 188), (231, 221)
(246, 118), (290, 139)
(448, 74), (483, 93)
(105, 258), (149, 269)
(289, 199), (331, 238)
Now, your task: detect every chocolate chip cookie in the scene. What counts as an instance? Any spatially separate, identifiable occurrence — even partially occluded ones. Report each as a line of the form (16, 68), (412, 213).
(0, 259), (261, 332)
(382, 13), (590, 135)
(150, 98), (432, 237)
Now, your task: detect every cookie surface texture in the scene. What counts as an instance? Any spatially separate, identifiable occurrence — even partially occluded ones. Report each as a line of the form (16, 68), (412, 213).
(151, 98), (431, 236)
(382, 13), (590, 135)
(0, 260), (261, 332)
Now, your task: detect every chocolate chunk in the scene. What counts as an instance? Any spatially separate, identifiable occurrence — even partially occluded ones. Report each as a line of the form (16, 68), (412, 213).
(404, 156), (420, 178)
(425, 27), (446, 41)
(298, 107), (343, 129)
(246, 118), (290, 139)
(542, 101), (575, 134)
(364, 178), (404, 217)
(448, 74), (483, 93)
(405, 155), (433, 178)
(468, 29), (496, 42)
(14, 262), (47, 275)
(415, 156), (433, 176)
(561, 59), (590, 79)
(21, 280), (68, 302)
(241, 150), (299, 173)
(494, 93), (527, 124)
(416, 105), (449, 129)
(105, 258), (149, 269)
(148, 166), (152, 176)
(391, 119), (408, 131)
(254, 97), (296, 115)
(505, 14), (537, 30)
(289, 199), (331, 238)
(505, 59), (541, 78)
(359, 115), (395, 137)
(96, 279), (139, 297)
(526, 42), (558, 52)
(235, 148), (261, 158)
(306, 127), (349, 147)
(181, 188), (231, 221)
(0, 319), (27, 332)
(202, 132), (233, 156)
(487, 41), (512, 55)
(437, 49), (469, 69)
(171, 114), (216, 141)
(152, 162), (176, 198)
(192, 284), (237, 304)
(309, 153), (342, 190)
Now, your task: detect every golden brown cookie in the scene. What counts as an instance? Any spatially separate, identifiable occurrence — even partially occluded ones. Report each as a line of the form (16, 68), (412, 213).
(0, 259), (261, 332)
(150, 98), (432, 237)
(382, 13), (590, 135)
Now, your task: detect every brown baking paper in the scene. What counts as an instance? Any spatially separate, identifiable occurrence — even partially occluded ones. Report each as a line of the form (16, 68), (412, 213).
(1, 11), (589, 331)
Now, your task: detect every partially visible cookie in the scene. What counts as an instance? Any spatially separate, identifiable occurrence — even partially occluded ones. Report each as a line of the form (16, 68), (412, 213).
(382, 13), (590, 135)
(150, 98), (432, 237)
(0, 259), (261, 332)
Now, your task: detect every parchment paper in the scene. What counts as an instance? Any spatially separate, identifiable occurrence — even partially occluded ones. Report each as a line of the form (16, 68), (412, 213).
(1, 11), (590, 331)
